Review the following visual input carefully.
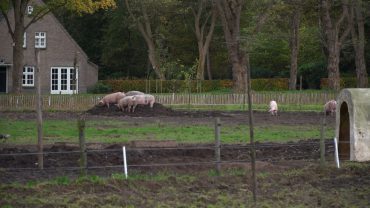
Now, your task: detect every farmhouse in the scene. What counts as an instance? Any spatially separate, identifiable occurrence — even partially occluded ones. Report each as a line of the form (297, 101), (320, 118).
(0, 0), (98, 94)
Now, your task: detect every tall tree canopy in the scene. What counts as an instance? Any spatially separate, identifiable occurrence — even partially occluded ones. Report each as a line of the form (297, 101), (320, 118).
(49, 0), (369, 90)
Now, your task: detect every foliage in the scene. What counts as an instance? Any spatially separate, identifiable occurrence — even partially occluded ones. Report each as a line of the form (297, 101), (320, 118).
(101, 78), (289, 93)
(320, 77), (370, 89)
(50, 0), (370, 88)
(298, 61), (327, 89)
(87, 81), (112, 94)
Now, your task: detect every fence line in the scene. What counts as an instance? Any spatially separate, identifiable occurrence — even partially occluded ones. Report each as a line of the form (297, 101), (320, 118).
(0, 91), (337, 111)
(0, 140), (339, 170)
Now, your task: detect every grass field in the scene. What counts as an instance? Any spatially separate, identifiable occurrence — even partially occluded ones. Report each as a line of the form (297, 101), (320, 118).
(0, 119), (334, 145)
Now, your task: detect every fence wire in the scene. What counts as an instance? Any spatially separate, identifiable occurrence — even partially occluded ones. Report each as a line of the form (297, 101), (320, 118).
(0, 139), (348, 173)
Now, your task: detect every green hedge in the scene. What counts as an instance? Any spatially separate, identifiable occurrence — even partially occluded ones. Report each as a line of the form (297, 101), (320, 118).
(98, 78), (289, 93)
(320, 77), (370, 89)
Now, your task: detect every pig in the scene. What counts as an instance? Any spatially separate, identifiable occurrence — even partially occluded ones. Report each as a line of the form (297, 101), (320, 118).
(268, 100), (278, 116)
(125, 91), (145, 96)
(132, 94), (155, 111)
(116, 96), (136, 112)
(324, 100), (337, 116)
(98, 92), (126, 108)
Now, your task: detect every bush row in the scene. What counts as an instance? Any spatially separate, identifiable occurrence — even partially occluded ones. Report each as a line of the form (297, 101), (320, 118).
(88, 79), (289, 93)
(320, 77), (370, 89)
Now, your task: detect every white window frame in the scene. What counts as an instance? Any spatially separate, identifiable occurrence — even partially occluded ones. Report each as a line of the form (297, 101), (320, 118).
(27, 6), (33, 15)
(35, 32), (46, 48)
(22, 66), (34, 87)
(50, 67), (78, 94)
(23, 32), (27, 48)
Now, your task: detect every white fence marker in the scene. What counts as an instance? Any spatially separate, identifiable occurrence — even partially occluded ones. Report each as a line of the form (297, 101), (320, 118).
(334, 137), (340, 168)
(122, 146), (128, 179)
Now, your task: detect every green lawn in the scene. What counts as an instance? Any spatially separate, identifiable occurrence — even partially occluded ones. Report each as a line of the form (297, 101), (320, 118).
(0, 119), (334, 145)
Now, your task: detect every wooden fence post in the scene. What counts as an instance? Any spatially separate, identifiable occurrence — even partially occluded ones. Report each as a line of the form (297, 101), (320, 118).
(320, 112), (326, 168)
(78, 114), (87, 175)
(215, 117), (221, 175)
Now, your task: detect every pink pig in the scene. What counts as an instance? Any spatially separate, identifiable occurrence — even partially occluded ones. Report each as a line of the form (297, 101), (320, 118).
(98, 92), (125, 108)
(132, 94), (155, 111)
(324, 100), (337, 116)
(116, 96), (136, 112)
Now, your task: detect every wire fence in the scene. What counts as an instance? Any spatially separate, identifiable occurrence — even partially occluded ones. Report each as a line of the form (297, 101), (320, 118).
(0, 140), (348, 173)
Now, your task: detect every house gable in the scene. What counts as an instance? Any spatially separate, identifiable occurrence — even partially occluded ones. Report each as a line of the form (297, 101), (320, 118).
(0, 0), (98, 94)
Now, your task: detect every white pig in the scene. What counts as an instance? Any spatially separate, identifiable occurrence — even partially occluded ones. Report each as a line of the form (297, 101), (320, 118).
(132, 94), (155, 111)
(98, 92), (126, 108)
(125, 91), (145, 96)
(324, 100), (337, 116)
(116, 96), (136, 112)
(268, 100), (278, 116)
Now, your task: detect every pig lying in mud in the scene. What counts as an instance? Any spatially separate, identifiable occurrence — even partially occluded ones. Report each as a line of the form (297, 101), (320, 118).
(98, 92), (126, 108)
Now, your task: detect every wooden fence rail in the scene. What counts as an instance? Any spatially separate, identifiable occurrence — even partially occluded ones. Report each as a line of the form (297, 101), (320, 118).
(0, 91), (337, 111)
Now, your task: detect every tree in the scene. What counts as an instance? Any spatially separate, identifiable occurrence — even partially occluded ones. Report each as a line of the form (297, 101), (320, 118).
(0, 0), (116, 93)
(287, 0), (301, 90)
(125, 0), (166, 80)
(348, 0), (368, 88)
(191, 0), (217, 80)
(214, 0), (247, 92)
(320, 0), (351, 90)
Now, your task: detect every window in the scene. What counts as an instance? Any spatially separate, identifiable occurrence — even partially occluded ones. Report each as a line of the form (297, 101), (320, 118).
(27, 6), (33, 15)
(50, 67), (78, 94)
(35, 32), (46, 48)
(23, 32), (26, 48)
(23, 66), (34, 87)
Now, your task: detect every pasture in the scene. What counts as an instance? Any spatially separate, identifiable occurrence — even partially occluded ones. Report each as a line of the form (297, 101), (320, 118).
(0, 101), (369, 207)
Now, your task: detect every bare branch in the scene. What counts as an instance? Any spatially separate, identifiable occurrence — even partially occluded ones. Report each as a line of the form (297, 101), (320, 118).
(1, 9), (15, 40)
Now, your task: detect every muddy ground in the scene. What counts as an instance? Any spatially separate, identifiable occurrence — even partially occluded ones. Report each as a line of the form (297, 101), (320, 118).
(1, 105), (369, 207)
(1, 104), (337, 183)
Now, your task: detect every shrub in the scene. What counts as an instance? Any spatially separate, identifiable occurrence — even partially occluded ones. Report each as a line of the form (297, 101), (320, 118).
(88, 82), (112, 94)
(320, 77), (370, 89)
(99, 79), (289, 93)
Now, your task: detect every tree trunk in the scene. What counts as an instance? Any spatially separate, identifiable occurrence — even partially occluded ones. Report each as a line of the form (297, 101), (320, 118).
(320, 0), (351, 91)
(231, 59), (247, 92)
(197, 47), (206, 80)
(349, 0), (368, 88)
(214, 0), (247, 93)
(206, 49), (212, 80)
(12, 31), (24, 93)
(327, 43), (341, 90)
(289, 10), (300, 90)
(193, 0), (217, 81)
(147, 40), (165, 80)
(11, 0), (26, 94)
(125, 0), (165, 80)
